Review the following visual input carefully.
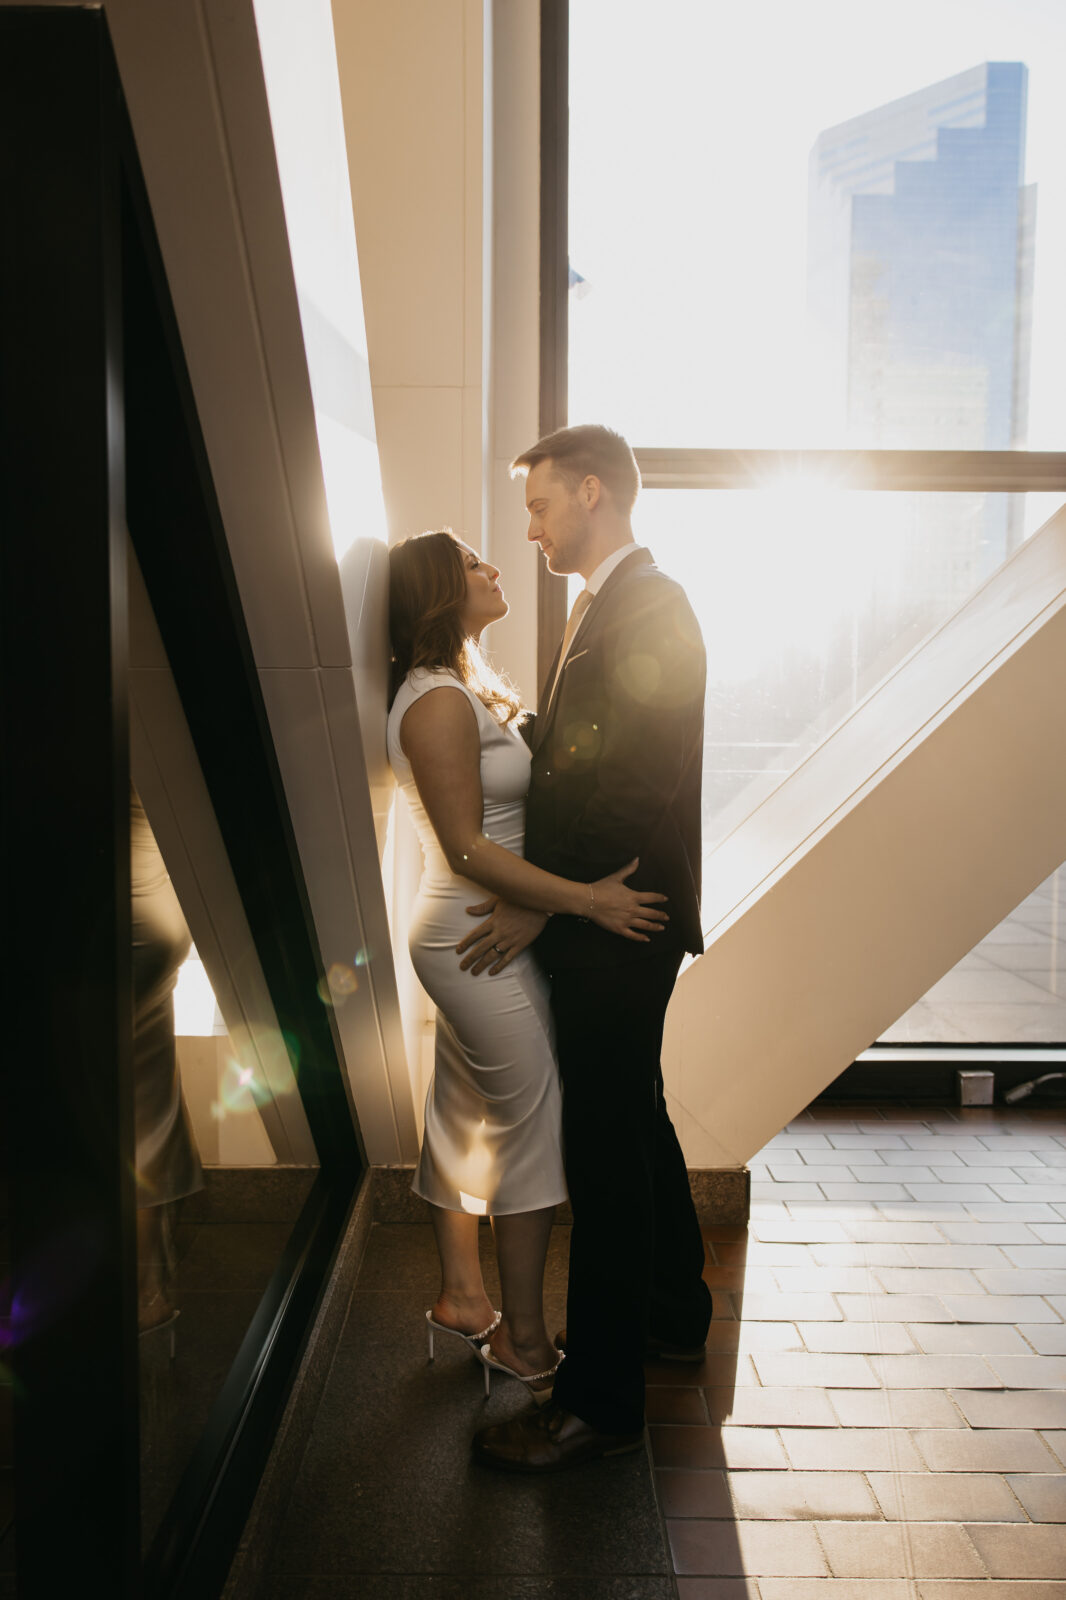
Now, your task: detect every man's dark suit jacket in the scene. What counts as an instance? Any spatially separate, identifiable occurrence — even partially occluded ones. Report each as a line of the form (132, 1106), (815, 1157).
(524, 546), (705, 969)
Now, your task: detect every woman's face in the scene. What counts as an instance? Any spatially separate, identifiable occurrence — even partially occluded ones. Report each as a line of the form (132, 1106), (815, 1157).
(456, 540), (508, 638)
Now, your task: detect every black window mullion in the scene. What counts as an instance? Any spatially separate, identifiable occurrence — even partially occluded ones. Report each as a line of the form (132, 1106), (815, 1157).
(634, 446), (1066, 494)
(2, 11), (140, 1593)
(536, 0), (570, 695)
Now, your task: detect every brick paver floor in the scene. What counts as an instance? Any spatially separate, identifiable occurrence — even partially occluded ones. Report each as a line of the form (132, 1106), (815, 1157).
(650, 1100), (1066, 1598)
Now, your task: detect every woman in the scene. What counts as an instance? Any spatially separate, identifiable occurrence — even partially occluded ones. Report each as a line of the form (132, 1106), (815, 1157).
(387, 530), (668, 1396)
(130, 784), (203, 1347)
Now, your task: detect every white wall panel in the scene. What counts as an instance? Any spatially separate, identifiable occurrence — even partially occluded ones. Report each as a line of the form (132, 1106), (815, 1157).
(332, 0), (487, 551)
(338, 536), (394, 852)
(370, 387), (467, 541)
(331, 0), (468, 392)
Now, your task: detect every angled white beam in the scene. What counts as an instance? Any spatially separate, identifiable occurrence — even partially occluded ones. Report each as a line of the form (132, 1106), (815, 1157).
(109, 0), (417, 1162)
(665, 505), (1066, 1169)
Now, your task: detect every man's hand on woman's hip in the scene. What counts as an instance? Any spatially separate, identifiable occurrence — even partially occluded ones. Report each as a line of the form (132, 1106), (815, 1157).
(456, 898), (549, 976)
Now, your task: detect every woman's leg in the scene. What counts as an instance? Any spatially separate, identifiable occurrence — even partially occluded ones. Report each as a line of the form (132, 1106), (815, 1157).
(489, 1205), (558, 1375)
(428, 1204), (497, 1334)
(136, 1199), (177, 1332)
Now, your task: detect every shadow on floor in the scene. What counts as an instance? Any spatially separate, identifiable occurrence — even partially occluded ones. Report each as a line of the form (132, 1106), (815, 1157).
(261, 1223), (686, 1600)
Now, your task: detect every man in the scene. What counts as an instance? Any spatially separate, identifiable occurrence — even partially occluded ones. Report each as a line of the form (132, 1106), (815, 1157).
(464, 424), (712, 1471)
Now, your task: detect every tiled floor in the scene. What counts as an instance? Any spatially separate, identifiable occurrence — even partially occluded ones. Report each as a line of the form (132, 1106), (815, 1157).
(655, 1101), (1066, 1598)
(262, 1099), (1066, 1597)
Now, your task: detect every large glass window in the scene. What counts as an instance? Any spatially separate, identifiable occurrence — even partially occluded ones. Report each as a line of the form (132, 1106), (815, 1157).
(569, 0), (1066, 451)
(884, 865), (1066, 1043)
(637, 487), (1065, 847)
(564, 0), (1066, 1048)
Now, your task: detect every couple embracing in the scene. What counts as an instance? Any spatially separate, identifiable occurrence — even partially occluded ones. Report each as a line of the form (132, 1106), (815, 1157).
(386, 424), (712, 1472)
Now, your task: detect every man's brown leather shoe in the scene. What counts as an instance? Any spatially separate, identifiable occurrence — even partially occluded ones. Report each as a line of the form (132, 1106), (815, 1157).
(473, 1399), (643, 1473)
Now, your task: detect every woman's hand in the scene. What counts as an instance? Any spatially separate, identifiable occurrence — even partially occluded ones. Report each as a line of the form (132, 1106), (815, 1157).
(589, 858), (669, 942)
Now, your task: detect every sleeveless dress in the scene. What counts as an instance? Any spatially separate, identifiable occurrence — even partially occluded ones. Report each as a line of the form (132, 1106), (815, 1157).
(387, 669), (567, 1215)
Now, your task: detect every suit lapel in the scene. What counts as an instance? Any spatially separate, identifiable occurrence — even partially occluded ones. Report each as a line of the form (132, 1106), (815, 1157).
(532, 547), (652, 754)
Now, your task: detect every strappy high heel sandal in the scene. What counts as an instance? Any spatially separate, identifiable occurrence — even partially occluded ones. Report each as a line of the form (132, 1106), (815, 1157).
(479, 1341), (564, 1406)
(426, 1308), (502, 1396)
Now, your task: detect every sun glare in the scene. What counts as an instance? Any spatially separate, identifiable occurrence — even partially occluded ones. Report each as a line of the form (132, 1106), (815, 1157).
(640, 469), (910, 686)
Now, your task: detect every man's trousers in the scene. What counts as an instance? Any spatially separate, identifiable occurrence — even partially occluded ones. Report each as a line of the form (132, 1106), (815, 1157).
(548, 946), (713, 1435)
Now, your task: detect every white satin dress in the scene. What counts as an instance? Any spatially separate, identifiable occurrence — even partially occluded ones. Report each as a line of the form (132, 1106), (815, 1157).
(387, 669), (567, 1216)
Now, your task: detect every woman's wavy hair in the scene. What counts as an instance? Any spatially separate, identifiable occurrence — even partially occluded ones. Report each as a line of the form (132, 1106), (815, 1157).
(388, 529), (526, 727)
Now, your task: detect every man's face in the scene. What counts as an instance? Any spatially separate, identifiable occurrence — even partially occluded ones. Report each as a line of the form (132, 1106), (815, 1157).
(524, 460), (593, 576)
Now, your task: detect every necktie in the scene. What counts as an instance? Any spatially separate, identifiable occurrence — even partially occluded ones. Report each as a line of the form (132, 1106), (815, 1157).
(547, 588), (593, 705)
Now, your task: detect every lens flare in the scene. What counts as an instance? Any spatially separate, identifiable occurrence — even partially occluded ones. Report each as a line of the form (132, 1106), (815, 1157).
(561, 721), (602, 761)
(316, 961), (360, 1007)
(616, 652), (662, 702)
(4, 1221), (103, 1351)
(206, 1023), (303, 1121)
(219, 1054), (273, 1114)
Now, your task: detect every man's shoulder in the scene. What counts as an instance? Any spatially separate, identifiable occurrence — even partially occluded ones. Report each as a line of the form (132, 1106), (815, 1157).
(601, 550), (685, 604)
(605, 553), (694, 622)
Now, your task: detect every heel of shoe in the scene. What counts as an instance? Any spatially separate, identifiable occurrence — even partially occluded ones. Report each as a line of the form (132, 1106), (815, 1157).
(479, 1341), (564, 1400)
(425, 1307), (501, 1379)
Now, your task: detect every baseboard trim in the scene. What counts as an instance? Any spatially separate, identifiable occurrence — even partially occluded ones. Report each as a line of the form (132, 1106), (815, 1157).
(180, 1164), (317, 1224)
(688, 1167), (751, 1227)
(820, 1057), (1066, 1103)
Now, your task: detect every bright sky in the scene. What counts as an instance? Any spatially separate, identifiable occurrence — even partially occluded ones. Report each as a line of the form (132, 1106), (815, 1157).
(569, 0), (1066, 449)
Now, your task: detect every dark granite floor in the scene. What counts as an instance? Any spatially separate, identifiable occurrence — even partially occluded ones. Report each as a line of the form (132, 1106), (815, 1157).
(261, 1222), (678, 1600)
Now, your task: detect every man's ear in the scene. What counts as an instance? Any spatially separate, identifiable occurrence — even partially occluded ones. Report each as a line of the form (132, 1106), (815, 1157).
(582, 474), (602, 510)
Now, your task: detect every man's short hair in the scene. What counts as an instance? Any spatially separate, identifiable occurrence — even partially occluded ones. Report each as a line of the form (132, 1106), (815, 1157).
(510, 424), (640, 515)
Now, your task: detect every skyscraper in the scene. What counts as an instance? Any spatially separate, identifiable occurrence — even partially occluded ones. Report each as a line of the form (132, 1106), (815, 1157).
(808, 61), (1036, 585)
(809, 62), (1034, 452)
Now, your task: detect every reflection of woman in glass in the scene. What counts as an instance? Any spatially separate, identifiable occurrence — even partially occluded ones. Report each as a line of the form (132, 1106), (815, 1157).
(131, 786), (203, 1340)
(387, 532), (666, 1395)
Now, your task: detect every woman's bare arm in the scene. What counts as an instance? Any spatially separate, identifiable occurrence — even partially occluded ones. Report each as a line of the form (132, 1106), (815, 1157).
(400, 686), (667, 935)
